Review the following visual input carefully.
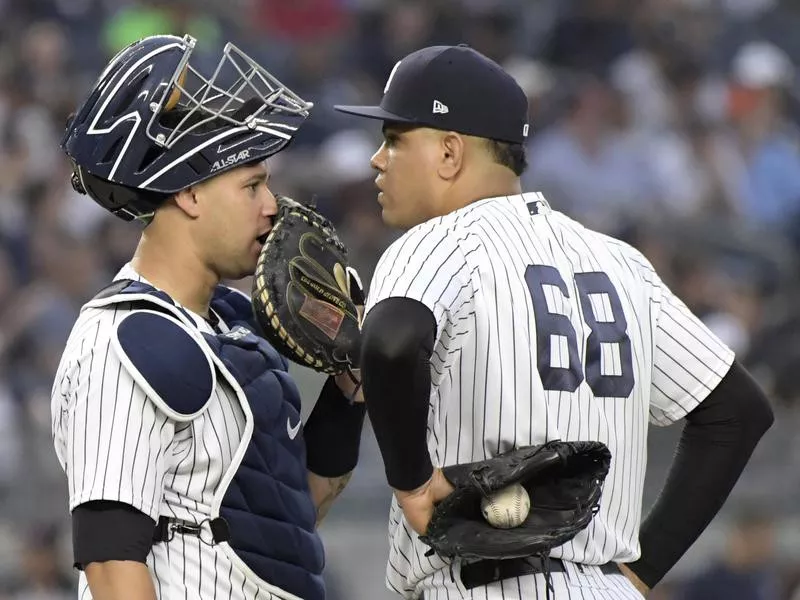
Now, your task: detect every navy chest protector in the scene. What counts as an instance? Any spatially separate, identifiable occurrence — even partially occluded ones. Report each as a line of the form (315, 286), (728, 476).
(89, 279), (325, 600)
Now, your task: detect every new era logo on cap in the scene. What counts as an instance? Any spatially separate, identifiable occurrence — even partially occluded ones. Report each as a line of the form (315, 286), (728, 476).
(432, 100), (449, 114)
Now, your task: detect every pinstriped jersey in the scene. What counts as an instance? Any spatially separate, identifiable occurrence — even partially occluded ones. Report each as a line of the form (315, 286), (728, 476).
(51, 264), (288, 600)
(364, 193), (734, 598)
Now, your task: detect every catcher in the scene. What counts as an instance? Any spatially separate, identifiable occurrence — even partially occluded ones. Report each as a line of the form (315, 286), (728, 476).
(52, 34), (366, 600)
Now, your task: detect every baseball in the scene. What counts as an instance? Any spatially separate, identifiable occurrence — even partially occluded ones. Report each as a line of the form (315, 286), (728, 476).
(480, 483), (531, 529)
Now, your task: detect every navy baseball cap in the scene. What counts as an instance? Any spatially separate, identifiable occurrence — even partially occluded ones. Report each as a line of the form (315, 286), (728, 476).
(335, 45), (530, 144)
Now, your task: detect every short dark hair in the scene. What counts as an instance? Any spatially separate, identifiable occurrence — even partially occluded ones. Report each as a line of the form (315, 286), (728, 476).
(486, 139), (528, 176)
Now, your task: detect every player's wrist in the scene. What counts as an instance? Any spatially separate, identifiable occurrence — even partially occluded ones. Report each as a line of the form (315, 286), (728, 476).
(334, 368), (363, 402)
(618, 563), (650, 595)
(304, 376), (367, 478)
(621, 559), (658, 591)
(386, 456), (434, 492)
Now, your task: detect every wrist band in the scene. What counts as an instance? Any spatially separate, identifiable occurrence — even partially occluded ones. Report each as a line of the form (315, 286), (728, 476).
(304, 377), (367, 478)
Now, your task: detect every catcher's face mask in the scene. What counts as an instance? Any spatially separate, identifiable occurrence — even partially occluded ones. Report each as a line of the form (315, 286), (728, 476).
(62, 34), (312, 221)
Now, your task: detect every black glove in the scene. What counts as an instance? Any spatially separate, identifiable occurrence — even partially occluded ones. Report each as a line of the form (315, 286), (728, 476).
(252, 195), (364, 375)
(420, 440), (612, 561)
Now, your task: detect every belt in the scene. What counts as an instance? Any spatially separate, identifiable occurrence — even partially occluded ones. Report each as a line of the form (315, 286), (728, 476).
(460, 556), (621, 590)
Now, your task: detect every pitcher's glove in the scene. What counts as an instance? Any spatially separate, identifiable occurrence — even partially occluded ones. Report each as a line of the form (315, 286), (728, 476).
(252, 195), (364, 375)
(420, 440), (612, 561)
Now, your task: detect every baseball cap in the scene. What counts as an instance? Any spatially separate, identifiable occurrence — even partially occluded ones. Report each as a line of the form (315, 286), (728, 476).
(334, 45), (530, 144)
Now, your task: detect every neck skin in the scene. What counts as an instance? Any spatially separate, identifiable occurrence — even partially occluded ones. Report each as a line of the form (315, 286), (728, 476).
(440, 162), (522, 215)
(130, 220), (218, 318)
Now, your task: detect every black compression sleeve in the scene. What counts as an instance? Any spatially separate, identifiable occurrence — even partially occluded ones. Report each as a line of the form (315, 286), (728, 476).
(627, 361), (774, 588)
(304, 376), (367, 477)
(360, 297), (436, 491)
(72, 501), (156, 569)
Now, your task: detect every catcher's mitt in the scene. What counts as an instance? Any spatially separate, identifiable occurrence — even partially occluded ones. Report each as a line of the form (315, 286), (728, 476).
(252, 195), (364, 375)
(420, 440), (612, 561)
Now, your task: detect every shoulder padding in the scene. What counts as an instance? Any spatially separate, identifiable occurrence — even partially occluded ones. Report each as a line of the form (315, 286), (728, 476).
(111, 310), (216, 422)
(211, 285), (256, 330)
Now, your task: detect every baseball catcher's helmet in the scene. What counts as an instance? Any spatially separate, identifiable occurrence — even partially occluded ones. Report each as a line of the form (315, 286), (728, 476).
(62, 34), (313, 222)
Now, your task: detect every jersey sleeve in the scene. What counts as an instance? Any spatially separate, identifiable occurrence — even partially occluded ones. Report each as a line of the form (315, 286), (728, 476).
(648, 279), (735, 426)
(53, 316), (175, 522)
(366, 221), (475, 338)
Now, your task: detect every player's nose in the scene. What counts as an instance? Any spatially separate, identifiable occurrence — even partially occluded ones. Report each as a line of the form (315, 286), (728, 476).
(370, 143), (387, 172)
(262, 186), (278, 218)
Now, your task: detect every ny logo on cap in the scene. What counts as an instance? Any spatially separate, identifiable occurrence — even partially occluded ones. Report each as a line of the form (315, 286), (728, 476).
(432, 100), (449, 114)
(384, 60), (402, 94)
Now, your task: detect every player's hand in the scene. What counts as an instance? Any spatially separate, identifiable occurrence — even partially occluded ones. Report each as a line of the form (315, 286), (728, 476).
(619, 563), (650, 597)
(395, 468), (455, 536)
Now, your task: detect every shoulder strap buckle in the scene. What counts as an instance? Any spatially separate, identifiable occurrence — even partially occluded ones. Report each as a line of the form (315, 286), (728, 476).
(153, 516), (230, 546)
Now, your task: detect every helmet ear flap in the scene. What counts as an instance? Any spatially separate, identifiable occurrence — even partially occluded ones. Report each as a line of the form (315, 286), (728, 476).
(70, 164), (169, 222)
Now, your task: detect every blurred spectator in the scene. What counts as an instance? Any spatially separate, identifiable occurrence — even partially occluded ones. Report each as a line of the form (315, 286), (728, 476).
(251, 0), (348, 42)
(462, 7), (517, 65)
(502, 55), (557, 129)
(0, 375), (21, 501)
(310, 128), (395, 283)
(524, 74), (660, 234)
(610, 6), (724, 134)
(102, 0), (223, 57)
(353, 1), (439, 86)
(709, 41), (800, 233)
(679, 509), (781, 600)
(540, 0), (634, 74)
(19, 21), (74, 116)
(721, 0), (778, 21)
(5, 525), (73, 600)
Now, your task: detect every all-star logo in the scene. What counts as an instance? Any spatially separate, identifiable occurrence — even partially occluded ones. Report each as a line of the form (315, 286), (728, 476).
(210, 149), (251, 173)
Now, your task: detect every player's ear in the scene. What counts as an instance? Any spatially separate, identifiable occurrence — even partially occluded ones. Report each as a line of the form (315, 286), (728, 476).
(173, 186), (202, 218)
(438, 132), (465, 180)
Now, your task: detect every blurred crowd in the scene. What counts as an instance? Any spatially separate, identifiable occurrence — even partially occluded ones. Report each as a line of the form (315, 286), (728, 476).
(2, 0), (800, 598)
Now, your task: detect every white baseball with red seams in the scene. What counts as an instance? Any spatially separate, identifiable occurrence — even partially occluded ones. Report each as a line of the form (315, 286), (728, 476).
(480, 483), (530, 529)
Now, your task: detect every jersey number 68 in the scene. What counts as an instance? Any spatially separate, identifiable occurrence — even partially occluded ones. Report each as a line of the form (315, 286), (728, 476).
(525, 265), (634, 399)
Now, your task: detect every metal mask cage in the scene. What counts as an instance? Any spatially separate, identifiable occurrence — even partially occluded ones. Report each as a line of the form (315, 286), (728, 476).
(146, 35), (314, 149)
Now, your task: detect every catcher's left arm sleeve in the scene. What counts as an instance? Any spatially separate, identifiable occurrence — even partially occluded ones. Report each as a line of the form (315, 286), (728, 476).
(628, 360), (773, 588)
(361, 296), (437, 491)
(72, 500), (155, 568)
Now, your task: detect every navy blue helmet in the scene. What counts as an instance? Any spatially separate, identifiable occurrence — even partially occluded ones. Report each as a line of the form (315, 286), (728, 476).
(62, 34), (313, 221)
